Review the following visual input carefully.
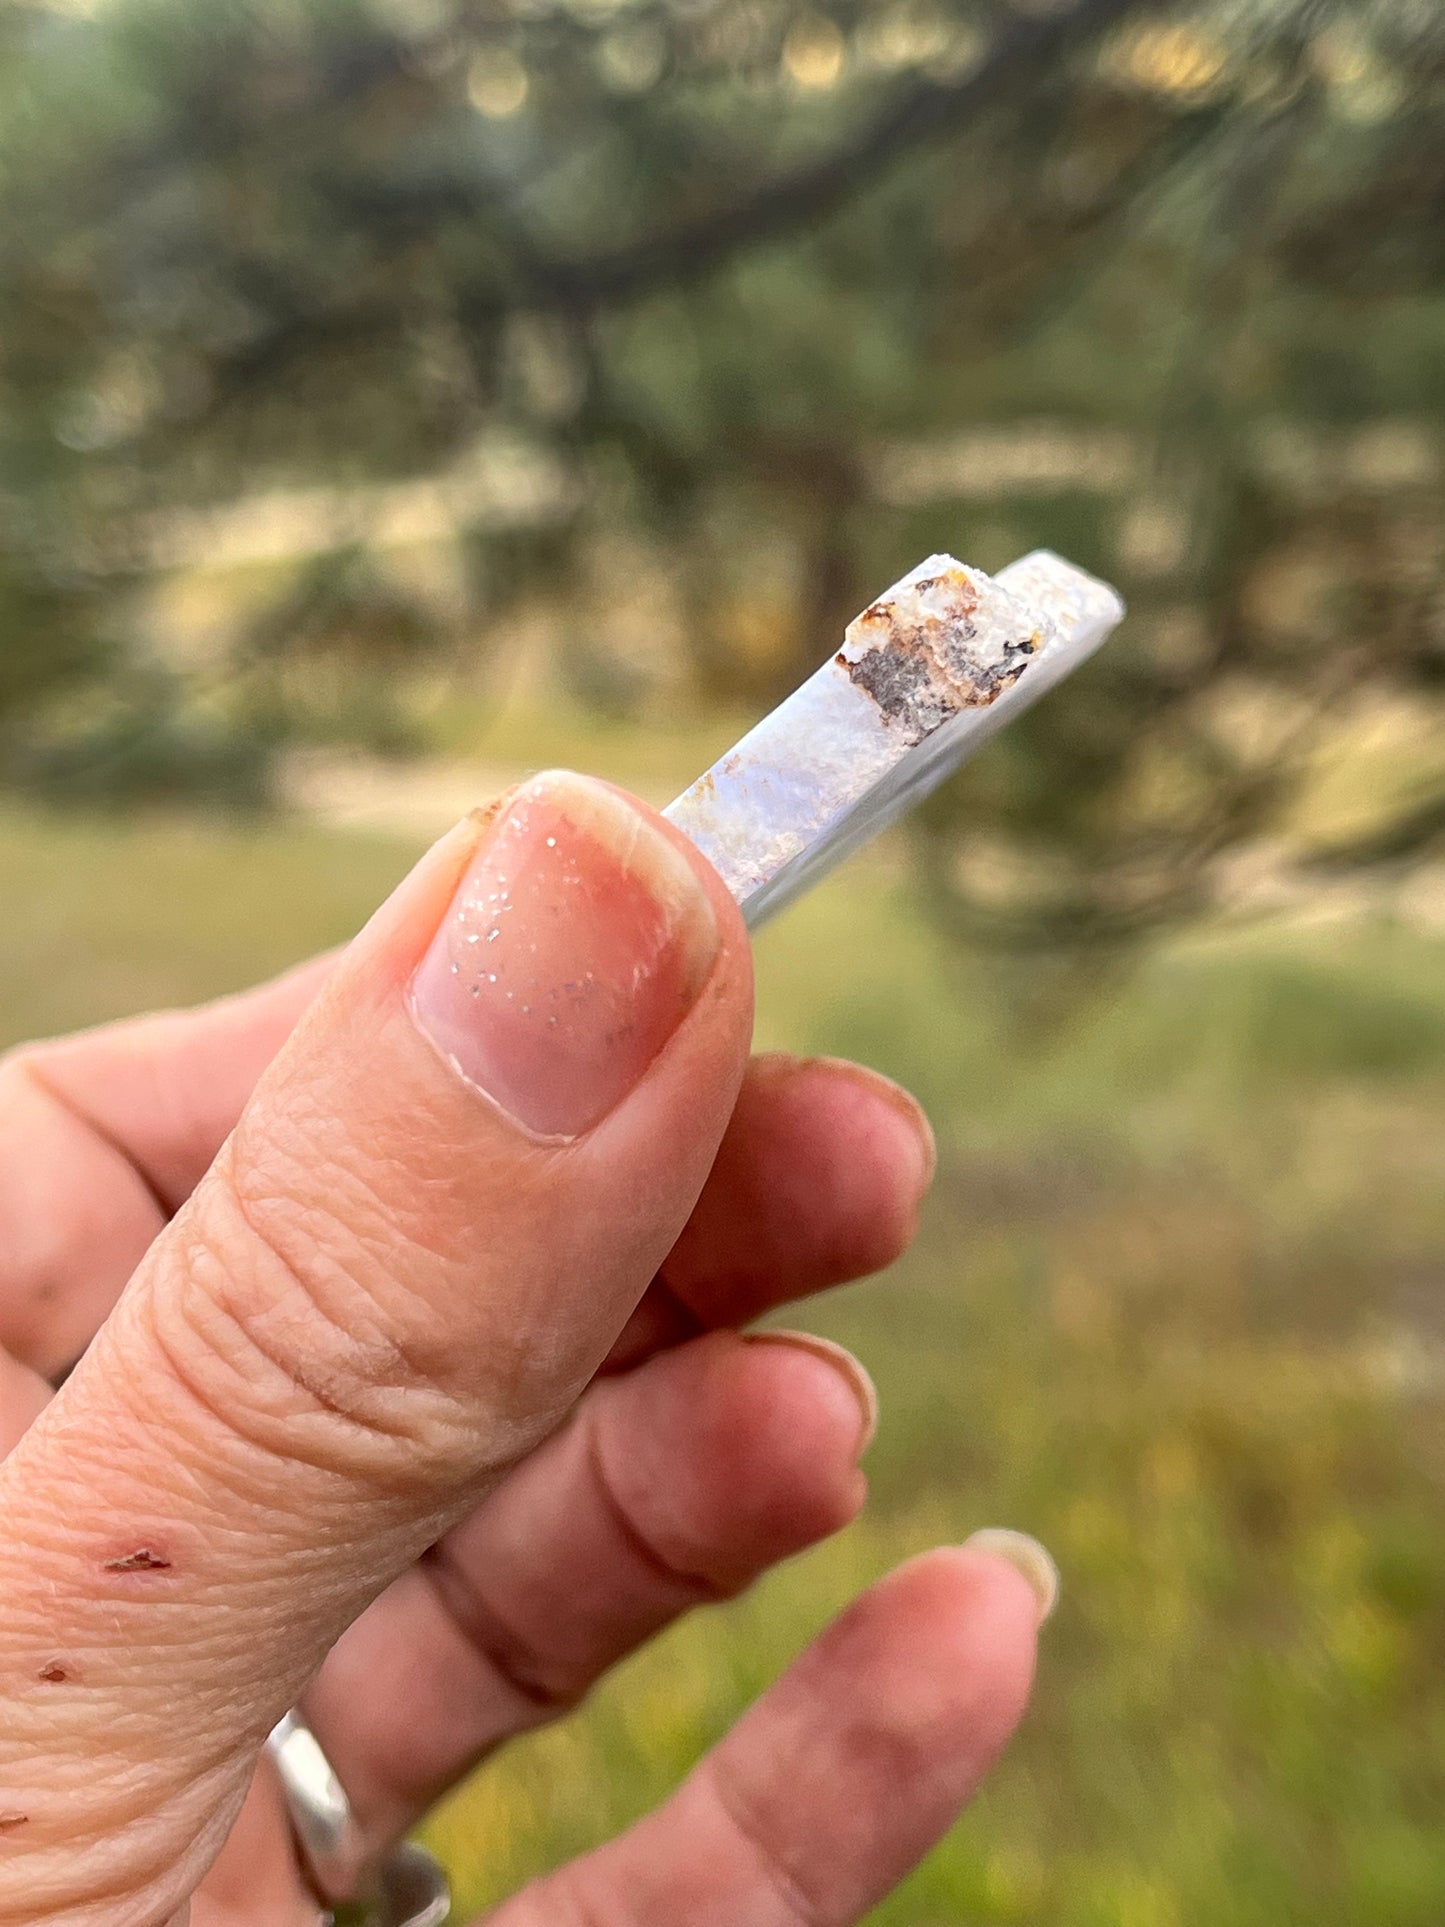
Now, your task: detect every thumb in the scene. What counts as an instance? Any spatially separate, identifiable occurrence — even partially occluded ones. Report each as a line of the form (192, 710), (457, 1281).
(0, 771), (751, 1925)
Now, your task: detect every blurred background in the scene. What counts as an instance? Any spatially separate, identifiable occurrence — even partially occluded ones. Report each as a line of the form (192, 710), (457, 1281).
(2, 0), (1443, 1917)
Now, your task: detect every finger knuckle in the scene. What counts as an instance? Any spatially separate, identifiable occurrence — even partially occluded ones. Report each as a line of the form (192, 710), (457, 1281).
(140, 1147), (489, 1500)
(709, 1754), (832, 1927)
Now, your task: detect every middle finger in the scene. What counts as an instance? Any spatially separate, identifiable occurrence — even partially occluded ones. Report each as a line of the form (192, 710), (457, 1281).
(303, 1326), (876, 1849)
(0, 1040), (929, 1382)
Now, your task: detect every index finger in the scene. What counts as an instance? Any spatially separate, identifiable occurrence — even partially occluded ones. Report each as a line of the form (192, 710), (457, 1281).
(0, 952), (336, 1374)
(0, 992), (933, 1381)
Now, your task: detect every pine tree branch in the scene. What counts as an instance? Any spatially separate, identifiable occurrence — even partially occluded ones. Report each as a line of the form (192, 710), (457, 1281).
(210, 0), (1155, 402)
(471, 0), (1155, 316)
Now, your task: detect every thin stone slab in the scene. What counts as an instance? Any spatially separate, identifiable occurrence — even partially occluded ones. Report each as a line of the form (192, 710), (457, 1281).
(665, 549), (1124, 928)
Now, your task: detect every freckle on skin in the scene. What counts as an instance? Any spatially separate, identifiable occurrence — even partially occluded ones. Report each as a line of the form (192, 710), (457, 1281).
(103, 1548), (172, 1573)
(38, 1662), (67, 1683)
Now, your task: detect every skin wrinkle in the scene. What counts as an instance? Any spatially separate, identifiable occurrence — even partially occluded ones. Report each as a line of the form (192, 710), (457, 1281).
(2, 1589), (270, 1760)
(4, 1514), (324, 1692)
(414, 1368), (754, 1732)
(0, 1746), (245, 1923)
(236, 1180), (487, 1402)
(582, 1402), (735, 1606)
(76, 1372), (450, 1657)
(42, 1337), (441, 1734)
(229, 1121), (476, 1296)
(313, 993), (561, 1242)
(28, 1179), (589, 1842)
(182, 1191), (427, 1429)
(220, 1085), (577, 1438)
(139, 1277), (482, 1546)
(145, 1245), (435, 1487)
(1, 1474), (335, 1919)
(703, 1757), (832, 1927)
(420, 1543), (575, 1721)
(234, 1076), (479, 1266)
(93, 1316), (375, 1535)
(0, 1742), (166, 1828)
(417, 1419), (714, 1720)
(146, 1174), (508, 1496)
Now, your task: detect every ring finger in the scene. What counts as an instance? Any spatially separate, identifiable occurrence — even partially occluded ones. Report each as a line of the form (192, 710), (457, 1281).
(301, 1325), (878, 1854)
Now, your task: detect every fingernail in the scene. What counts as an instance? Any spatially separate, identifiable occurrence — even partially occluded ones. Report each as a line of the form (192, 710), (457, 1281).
(745, 1330), (878, 1456)
(963, 1528), (1060, 1625)
(411, 771), (719, 1138)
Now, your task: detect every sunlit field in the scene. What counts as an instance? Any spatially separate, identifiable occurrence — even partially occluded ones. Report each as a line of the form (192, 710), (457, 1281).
(3, 798), (1442, 1926)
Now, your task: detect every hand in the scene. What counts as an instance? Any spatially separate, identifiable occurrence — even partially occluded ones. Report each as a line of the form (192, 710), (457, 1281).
(0, 771), (1052, 1926)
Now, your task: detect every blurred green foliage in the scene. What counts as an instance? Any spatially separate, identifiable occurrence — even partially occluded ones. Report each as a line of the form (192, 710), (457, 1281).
(1, 0), (1442, 954)
(1, 796), (1441, 1923)
(1, 6), (1440, 1911)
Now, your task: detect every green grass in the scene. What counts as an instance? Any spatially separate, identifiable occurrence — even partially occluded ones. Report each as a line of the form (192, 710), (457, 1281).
(437, 683), (761, 795)
(1, 801), (1442, 1925)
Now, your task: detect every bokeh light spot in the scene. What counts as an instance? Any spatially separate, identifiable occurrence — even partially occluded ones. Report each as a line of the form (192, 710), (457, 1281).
(782, 13), (846, 90)
(468, 47), (529, 118)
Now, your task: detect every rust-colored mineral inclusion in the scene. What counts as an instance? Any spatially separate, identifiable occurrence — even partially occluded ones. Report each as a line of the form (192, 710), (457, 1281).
(665, 549), (1124, 928)
(839, 558), (1045, 743)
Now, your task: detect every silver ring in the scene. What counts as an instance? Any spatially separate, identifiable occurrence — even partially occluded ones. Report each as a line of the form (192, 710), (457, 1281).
(267, 1710), (451, 1927)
